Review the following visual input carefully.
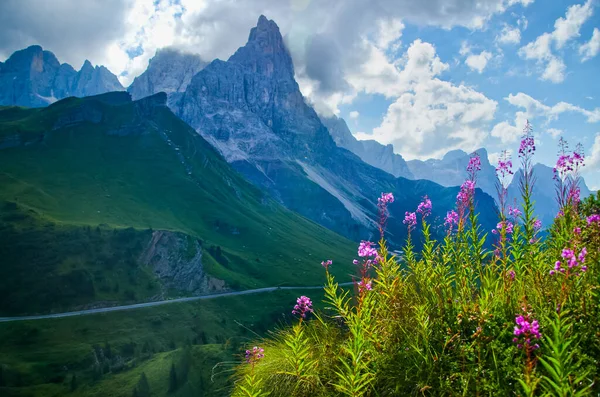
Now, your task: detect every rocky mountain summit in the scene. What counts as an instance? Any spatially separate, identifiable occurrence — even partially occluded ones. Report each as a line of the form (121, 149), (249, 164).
(0, 45), (124, 108)
(321, 115), (414, 179)
(128, 47), (206, 101)
(168, 15), (497, 244)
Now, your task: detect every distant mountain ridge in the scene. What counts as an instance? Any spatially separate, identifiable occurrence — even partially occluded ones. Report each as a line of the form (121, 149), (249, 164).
(320, 115), (414, 179)
(0, 45), (124, 108)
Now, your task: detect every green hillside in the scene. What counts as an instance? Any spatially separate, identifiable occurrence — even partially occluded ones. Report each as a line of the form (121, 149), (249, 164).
(0, 92), (356, 315)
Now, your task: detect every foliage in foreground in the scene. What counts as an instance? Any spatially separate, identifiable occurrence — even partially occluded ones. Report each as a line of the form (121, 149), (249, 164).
(232, 123), (600, 396)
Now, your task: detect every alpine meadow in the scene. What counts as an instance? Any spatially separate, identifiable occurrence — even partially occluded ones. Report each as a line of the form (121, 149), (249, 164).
(0, 1), (599, 396)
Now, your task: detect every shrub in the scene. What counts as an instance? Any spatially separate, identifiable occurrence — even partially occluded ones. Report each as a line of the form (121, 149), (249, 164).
(231, 122), (599, 396)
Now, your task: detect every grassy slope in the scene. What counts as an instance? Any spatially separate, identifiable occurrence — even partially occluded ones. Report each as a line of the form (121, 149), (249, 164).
(0, 94), (356, 314)
(0, 289), (328, 397)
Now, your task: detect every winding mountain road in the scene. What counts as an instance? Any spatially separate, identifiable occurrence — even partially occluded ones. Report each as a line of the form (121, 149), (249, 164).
(0, 283), (354, 323)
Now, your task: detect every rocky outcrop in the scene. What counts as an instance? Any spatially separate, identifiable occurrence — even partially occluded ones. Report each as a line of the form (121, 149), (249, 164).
(140, 231), (226, 295)
(128, 47), (206, 101)
(321, 115), (413, 179)
(0, 45), (124, 108)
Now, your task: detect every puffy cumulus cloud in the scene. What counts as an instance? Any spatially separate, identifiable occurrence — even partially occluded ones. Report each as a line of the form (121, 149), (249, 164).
(579, 28), (600, 61)
(349, 111), (360, 119)
(496, 24), (521, 44)
(518, 0), (594, 83)
(354, 40), (497, 160)
(1, 0), (534, 96)
(491, 92), (600, 143)
(465, 51), (493, 73)
(0, 0), (132, 69)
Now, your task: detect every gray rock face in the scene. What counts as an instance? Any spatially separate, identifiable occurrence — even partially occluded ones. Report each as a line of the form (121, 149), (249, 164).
(169, 15), (498, 244)
(139, 230), (226, 295)
(0, 45), (124, 108)
(407, 148), (497, 197)
(321, 115), (413, 179)
(128, 47), (206, 101)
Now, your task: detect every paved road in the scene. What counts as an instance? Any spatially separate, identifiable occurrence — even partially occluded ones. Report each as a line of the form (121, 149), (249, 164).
(0, 283), (354, 323)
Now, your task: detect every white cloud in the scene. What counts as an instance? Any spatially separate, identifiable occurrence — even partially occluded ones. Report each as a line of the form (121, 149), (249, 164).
(546, 128), (563, 138)
(585, 133), (600, 169)
(552, 0), (594, 49)
(465, 51), (493, 73)
(355, 40), (497, 160)
(580, 27), (600, 61)
(496, 24), (521, 44)
(518, 0), (594, 83)
(375, 18), (404, 50)
(349, 110), (360, 119)
(491, 92), (600, 143)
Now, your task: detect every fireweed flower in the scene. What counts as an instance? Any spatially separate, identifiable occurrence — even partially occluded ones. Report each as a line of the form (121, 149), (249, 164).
(587, 214), (600, 225)
(292, 296), (313, 318)
(377, 192), (394, 236)
(245, 346), (265, 364)
(513, 314), (541, 351)
(417, 196), (432, 218)
(533, 219), (542, 231)
(444, 210), (459, 231)
(508, 270), (516, 280)
(457, 180), (475, 208)
(495, 150), (514, 181)
(321, 259), (332, 270)
(403, 211), (417, 231)
(467, 153), (482, 175)
(492, 220), (514, 235)
(378, 192), (395, 205)
(518, 121), (536, 159)
(551, 247), (587, 275)
(508, 206), (522, 218)
(358, 241), (377, 258)
(357, 280), (372, 293)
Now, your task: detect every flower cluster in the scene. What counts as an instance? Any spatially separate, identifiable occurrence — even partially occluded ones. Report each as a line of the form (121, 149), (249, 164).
(457, 180), (475, 206)
(550, 247), (587, 275)
(467, 153), (482, 174)
(508, 270), (516, 281)
(417, 196), (432, 218)
(508, 206), (522, 218)
(587, 214), (600, 225)
(292, 296), (313, 318)
(357, 279), (372, 293)
(492, 220), (514, 235)
(444, 210), (459, 231)
(495, 150), (514, 184)
(358, 241), (377, 258)
(403, 211), (417, 231)
(245, 346), (265, 365)
(378, 192), (394, 205)
(321, 259), (332, 270)
(533, 219), (542, 231)
(513, 314), (541, 351)
(518, 121), (535, 158)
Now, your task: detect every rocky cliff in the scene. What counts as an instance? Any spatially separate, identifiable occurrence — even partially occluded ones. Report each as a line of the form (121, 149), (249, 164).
(0, 45), (124, 108)
(128, 47), (206, 101)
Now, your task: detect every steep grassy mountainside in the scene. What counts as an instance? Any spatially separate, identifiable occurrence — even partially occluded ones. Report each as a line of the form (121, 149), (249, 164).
(0, 92), (356, 315)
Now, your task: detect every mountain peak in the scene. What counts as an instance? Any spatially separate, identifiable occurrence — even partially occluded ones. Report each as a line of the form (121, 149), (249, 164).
(228, 15), (294, 79)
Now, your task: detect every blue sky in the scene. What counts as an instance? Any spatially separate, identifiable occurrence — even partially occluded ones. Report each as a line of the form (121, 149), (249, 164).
(0, 0), (598, 188)
(337, 0), (599, 188)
